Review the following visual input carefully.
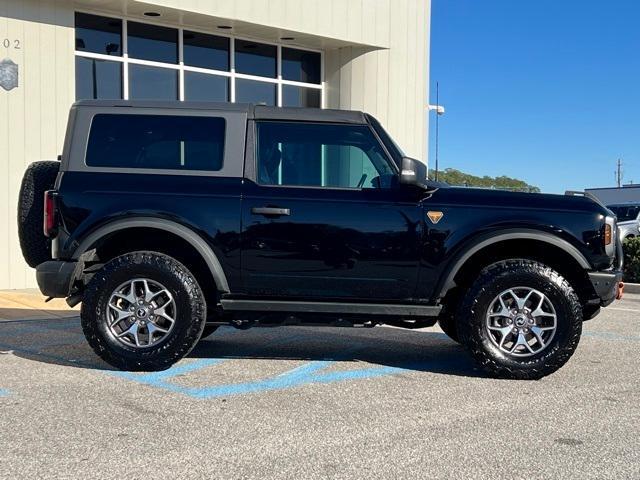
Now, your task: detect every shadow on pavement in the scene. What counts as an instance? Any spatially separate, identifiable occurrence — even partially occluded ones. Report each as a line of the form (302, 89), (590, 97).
(2, 320), (482, 378)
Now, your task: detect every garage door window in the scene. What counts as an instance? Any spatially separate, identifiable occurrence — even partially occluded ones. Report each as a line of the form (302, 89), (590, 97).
(86, 114), (225, 171)
(74, 12), (323, 107)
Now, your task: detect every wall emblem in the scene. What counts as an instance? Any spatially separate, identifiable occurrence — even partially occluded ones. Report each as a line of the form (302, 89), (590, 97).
(427, 211), (444, 224)
(0, 58), (18, 91)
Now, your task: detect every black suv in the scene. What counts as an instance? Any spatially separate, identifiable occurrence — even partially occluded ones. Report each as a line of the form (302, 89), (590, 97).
(18, 101), (623, 379)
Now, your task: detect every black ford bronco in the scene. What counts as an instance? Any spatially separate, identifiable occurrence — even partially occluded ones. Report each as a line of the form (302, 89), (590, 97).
(18, 101), (623, 379)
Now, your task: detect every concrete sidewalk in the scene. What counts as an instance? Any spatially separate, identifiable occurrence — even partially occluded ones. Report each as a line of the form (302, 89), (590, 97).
(0, 289), (79, 321)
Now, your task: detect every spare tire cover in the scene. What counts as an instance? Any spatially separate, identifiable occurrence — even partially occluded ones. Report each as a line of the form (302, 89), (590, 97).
(17, 161), (60, 268)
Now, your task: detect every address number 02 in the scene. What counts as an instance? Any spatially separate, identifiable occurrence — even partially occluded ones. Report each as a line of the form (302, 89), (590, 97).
(3, 39), (21, 49)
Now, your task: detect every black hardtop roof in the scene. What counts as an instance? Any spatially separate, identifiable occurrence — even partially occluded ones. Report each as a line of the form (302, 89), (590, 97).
(72, 100), (368, 124)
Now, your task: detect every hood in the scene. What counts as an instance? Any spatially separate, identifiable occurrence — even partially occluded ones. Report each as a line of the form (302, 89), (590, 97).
(425, 186), (609, 216)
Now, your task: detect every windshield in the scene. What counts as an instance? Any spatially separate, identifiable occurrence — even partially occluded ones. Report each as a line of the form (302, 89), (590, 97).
(366, 114), (404, 167)
(608, 205), (640, 222)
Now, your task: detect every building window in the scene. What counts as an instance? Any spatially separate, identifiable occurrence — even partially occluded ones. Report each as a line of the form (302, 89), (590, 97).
(282, 48), (321, 84)
(235, 40), (277, 78)
(183, 31), (229, 71)
(128, 64), (178, 100)
(282, 85), (321, 108)
(127, 22), (178, 64)
(235, 78), (277, 106)
(183, 72), (229, 102)
(74, 12), (323, 107)
(75, 57), (122, 99)
(75, 13), (122, 56)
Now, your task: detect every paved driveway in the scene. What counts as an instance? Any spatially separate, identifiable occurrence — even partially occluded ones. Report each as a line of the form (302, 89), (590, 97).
(0, 290), (638, 479)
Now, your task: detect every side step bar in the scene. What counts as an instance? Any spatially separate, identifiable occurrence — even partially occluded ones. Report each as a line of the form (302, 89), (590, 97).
(220, 299), (442, 317)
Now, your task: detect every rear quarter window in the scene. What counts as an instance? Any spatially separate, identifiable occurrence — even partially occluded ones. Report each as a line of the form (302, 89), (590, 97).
(86, 114), (225, 171)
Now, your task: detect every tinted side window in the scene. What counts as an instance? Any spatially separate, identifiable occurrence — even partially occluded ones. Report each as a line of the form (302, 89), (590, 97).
(86, 114), (225, 171)
(256, 122), (395, 189)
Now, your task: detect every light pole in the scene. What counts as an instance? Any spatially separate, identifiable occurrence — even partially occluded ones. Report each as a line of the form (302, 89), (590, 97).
(427, 81), (445, 181)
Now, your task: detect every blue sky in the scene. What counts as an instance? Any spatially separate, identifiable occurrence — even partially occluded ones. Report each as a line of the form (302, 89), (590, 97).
(428, 0), (639, 193)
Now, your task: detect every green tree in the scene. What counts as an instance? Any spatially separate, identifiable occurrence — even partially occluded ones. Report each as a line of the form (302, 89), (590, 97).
(429, 168), (540, 193)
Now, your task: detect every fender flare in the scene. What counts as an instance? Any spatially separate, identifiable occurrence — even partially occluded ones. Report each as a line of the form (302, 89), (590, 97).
(72, 217), (230, 293)
(434, 229), (591, 300)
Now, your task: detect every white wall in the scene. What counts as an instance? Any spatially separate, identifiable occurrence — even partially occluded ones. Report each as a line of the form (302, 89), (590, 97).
(0, 0), (75, 289)
(324, 0), (431, 160)
(0, 0), (430, 289)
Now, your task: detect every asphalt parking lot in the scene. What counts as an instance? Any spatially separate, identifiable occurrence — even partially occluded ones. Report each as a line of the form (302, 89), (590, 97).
(0, 292), (638, 480)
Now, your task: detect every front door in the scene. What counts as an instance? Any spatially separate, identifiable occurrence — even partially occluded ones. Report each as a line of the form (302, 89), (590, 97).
(241, 121), (423, 301)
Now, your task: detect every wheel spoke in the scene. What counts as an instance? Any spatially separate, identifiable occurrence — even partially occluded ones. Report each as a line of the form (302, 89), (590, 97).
(146, 322), (168, 346)
(506, 289), (526, 310)
(530, 326), (546, 348)
(488, 302), (511, 318)
(498, 327), (513, 348)
(510, 332), (532, 353)
(148, 321), (168, 334)
(118, 322), (141, 347)
(532, 308), (556, 318)
(522, 289), (536, 308)
(154, 300), (175, 324)
(108, 304), (132, 326)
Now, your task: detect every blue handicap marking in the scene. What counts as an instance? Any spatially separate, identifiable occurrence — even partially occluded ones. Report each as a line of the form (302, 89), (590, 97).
(108, 357), (406, 399)
(0, 388), (9, 397)
(106, 331), (408, 399)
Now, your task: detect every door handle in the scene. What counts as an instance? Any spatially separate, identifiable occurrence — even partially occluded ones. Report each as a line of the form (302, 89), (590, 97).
(251, 207), (291, 216)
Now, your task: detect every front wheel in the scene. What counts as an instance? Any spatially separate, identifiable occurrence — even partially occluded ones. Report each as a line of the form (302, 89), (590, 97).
(456, 259), (582, 380)
(81, 251), (206, 371)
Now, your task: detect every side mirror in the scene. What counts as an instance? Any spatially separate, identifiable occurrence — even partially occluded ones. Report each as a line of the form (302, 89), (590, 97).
(399, 157), (428, 189)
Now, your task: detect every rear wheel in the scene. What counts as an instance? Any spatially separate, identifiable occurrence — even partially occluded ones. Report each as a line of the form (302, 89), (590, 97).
(81, 251), (206, 371)
(456, 259), (582, 380)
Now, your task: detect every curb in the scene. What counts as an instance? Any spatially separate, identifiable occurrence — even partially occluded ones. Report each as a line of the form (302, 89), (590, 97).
(624, 282), (640, 294)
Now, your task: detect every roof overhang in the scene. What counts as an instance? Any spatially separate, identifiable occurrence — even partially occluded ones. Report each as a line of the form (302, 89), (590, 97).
(73, 0), (389, 51)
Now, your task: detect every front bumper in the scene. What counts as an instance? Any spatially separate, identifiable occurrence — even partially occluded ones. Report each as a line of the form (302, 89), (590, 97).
(36, 260), (79, 298)
(588, 270), (624, 307)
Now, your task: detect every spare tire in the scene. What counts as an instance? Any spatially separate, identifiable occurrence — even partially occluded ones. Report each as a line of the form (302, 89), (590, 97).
(18, 161), (60, 267)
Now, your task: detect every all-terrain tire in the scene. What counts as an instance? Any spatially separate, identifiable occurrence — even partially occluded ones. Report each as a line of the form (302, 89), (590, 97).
(81, 251), (207, 371)
(17, 160), (60, 267)
(456, 259), (582, 380)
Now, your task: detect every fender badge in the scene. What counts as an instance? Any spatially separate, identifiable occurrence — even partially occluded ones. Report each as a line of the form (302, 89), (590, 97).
(427, 211), (444, 224)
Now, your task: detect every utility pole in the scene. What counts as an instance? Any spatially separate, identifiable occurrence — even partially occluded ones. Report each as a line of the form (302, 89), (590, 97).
(435, 82), (440, 182)
(615, 158), (623, 188)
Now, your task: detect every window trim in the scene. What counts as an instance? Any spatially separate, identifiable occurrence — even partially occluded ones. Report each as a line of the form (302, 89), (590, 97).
(74, 9), (324, 107)
(252, 120), (399, 191)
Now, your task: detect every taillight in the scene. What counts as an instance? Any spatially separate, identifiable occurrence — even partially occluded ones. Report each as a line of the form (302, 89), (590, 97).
(43, 190), (57, 237)
(603, 216), (616, 258)
(604, 224), (612, 246)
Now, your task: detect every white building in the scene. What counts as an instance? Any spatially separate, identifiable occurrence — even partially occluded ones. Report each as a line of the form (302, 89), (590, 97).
(0, 0), (431, 289)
